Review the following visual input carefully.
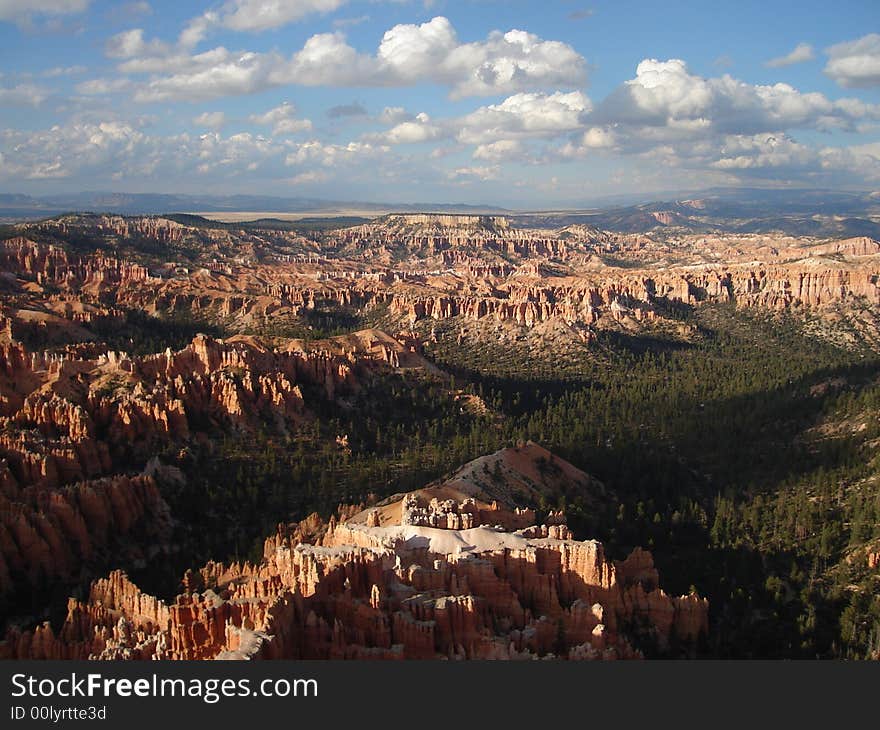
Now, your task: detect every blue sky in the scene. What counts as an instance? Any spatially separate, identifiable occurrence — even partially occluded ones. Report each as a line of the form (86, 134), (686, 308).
(0, 0), (878, 206)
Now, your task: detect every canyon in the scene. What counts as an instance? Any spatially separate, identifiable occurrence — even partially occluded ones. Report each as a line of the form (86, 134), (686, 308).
(0, 211), (878, 660)
(3, 216), (878, 346)
(1, 445), (707, 660)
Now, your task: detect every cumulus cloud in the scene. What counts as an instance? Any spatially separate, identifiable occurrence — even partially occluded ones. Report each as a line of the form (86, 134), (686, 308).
(372, 112), (445, 144)
(284, 140), (388, 167)
(175, 0), (348, 49)
(535, 59), (880, 184)
(592, 58), (877, 139)
(122, 16), (587, 102)
(555, 126), (618, 158)
(268, 31), (378, 87)
(375, 17), (587, 98)
(332, 54), (880, 186)
(473, 139), (524, 162)
(379, 107), (411, 125)
(457, 91), (591, 145)
(579, 126), (617, 149)
(0, 120), (147, 179)
(0, 119), (329, 184)
(825, 33), (880, 88)
(106, 28), (168, 59)
(249, 102), (312, 135)
(765, 42), (814, 68)
(133, 49), (271, 101)
(219, 0), (347, 32)
(193, 111), (226, 129)
(711, 133), (814, 170)
(120, 45), (236, 76)
(359, 90), (591, 163)
(179, 12), (219, 49)
(818, 141), (880, 181)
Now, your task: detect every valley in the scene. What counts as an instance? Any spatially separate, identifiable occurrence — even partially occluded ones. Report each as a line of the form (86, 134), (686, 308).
(0, 211), (878, 659)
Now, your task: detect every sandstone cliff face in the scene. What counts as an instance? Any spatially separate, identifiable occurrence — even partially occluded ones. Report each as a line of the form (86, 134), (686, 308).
(0, 474), (171, 605)
(0, 330), (382, 612)
(0, 333), (364, 493)
(1, 470), (708, 661)
(4, 224), (877, 345)
(0, 237), (152, 291)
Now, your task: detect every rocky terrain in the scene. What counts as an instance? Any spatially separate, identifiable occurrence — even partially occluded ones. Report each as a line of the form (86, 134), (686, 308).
(0, 324), (433, 614)
(3, 214), (879, 355)
(1, 445), (707, 660)
(0, 211), (878, 660)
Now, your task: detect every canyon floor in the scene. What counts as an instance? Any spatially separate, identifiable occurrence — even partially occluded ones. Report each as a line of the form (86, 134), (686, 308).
(0, 211), (878, 659)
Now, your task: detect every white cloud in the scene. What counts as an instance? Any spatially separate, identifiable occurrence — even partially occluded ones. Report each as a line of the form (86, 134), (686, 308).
(191, 131), (280, 174)
(284, 140), (388, 167)
(375, 17), (587, 98)
(379, 106), (410, 125)
(220, 0), (347, 32)
(249, 102), (312, 135)
(75, 77), (132, 95)
(120, 46), (234, 76)
(122, 16), (587, 102)
(765, 42), (814, 68)
(819, 141), (880, 181)
(473, 139), (524, 162)
(179, 11), (219, 49)
(106, 28), (169, 59)
(0, 120), (146, 179)
(580, 126), (617, 149)
(0, 0), (89, 23)
(0, 83), (50, 105)
(695, 134), (880, 182)
(176, 0), (348, 48)
(376, 112), (444, 144)
(193, 111), (226, 129)
(375, 15), (457, 81)
(0, 116), (412, 190)
(359, 90), (590, 160)
(711, 133), (813, 170)
(825, 34), (880, 88)
(268, 31), (378, 87)
(593, 58), (877, 139)
(449, 165), (500, 182)
(134, 50), (271, 102)
(458, 91), (591, 145)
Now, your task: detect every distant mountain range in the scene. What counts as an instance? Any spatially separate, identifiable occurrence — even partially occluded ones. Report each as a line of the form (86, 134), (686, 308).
(2, 187), (879, 238)
(0, 192), (510, 218)
(515, 187), (880, 238)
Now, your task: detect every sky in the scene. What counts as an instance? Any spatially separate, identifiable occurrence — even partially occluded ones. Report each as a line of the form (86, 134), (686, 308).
(0, 0), (878, 207)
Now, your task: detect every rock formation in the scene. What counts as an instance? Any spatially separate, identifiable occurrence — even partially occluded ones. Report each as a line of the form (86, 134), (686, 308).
(0, 328), (419, 611)
(3, 217), (878, 348)
(1, 446), (708, 661)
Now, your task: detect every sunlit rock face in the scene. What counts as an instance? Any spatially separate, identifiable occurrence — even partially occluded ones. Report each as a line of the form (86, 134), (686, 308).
(2, 445), (707, 661)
